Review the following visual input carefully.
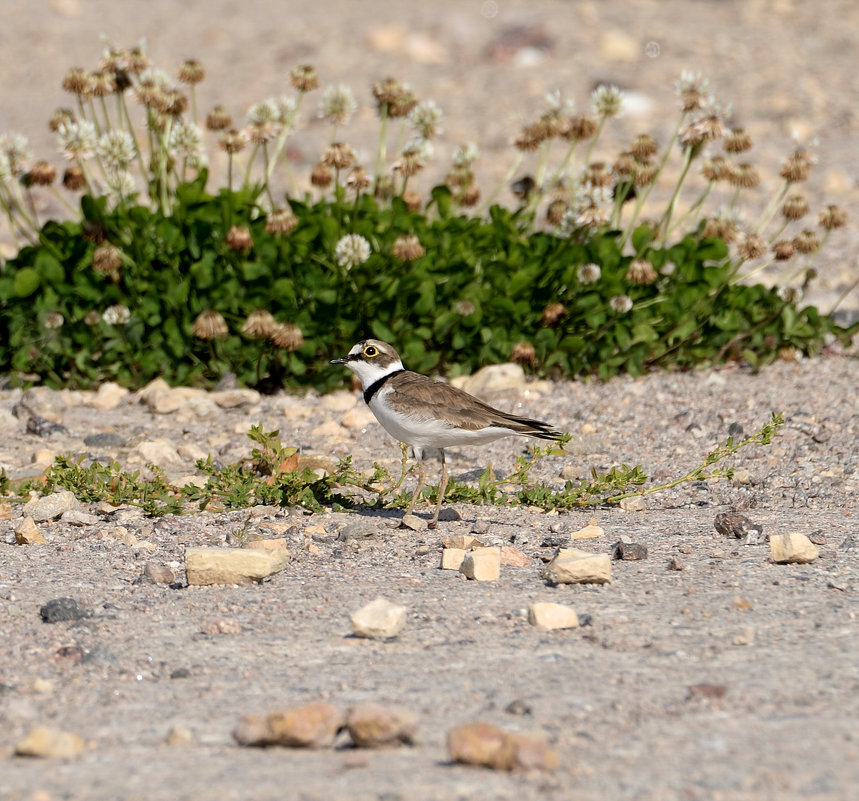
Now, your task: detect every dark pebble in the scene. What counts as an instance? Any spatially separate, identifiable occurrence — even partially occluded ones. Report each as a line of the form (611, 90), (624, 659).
(613, 541), (648, 560)
(714, 511), (762, 540)
(504, 698), (533, 716)
(727, 422), (744, 439)
(170, 668), (191, 679)
(83, 431), (127, 448)
(26, 415), (68, 437)
(40, 597), (91, 623)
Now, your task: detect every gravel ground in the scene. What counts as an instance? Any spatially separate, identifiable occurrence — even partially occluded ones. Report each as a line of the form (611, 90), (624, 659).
(2, 1), (859, 799)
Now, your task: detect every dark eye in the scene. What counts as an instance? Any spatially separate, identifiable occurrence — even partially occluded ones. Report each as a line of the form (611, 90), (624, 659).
(364, 345), (378, 357)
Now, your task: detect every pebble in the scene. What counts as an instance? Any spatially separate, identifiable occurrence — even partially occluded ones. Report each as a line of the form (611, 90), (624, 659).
(447, 722), (558, 772)
(613, 541), (648, 561)
(442, 534), (483, 549)
(528, 602), (580, 630)
(130, 438), (182, 467)
(14, 726), (85, 758)
(319, 390), (357, 412)
(544, 549), (612, 585)
(60, 510), (99, 526)
(714, 512), (763, 541)
(242, 538), (291, 571)
(39, 597), (91, 623)
(22, 490), (80, 521)
(732, 468), (752, 485)
(571, 523), (604, 540)
(619, 496), (645, 512)
(0, 501), (11, 520)
(350, 597), (407, 639)
(668, 556), (687, 571)
(83, 431), (127, 448)
(499, 546), (531, 567)
(460, 546), (501, 581)
(200, 617), (242, 635)
(165, 724), (193, 746)
(341, 406), (376, 429)
(210, 388), (260, 409)
(770, 532), (819, 564)
(234, 702), (345, 748)
(440, 547), (467, 570)
(26, 415), (68, 437)
(399, 514), (427, 531)
(184, 546), (288, 585)
(459, 363), (526, 396)
(14, 516), (45, 545)
(84, 381), (128, 411)
(346, 703), (417, 747)
(143, 561), (176, 585)
(311, 420), (346, 439)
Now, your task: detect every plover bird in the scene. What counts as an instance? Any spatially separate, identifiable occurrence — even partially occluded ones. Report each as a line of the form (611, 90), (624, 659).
(330, 339), (564, 528)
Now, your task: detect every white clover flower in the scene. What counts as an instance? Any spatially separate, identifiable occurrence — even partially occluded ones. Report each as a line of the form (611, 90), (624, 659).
(169, 121), (205, 158)
(609, 294), (633, 314)
(403, 137), (434, 161)
(544, 89), (575, 116)
(57, 120), (98, 161)
(104, 169), (137, 202)
(675, 70), (710, 98)
(102, 304), (131, 325)
(0, 132), (31, 174)
(43, 312), (64, 330)
(591, 84), (624, 117)
(276, 95), (298, 127)
(138, 68), (172, 89)
(777, 286), (803, 304)
(96, 130), (136, 171)
(452, 142), (479, 167)
(247, 99), (280, 126)
(408, 100), (444, 140)
(319, 85), (357, 126)
(334, 233), (371, 270)
(0, 152), (11, 182)
(577, 263), (602, 284)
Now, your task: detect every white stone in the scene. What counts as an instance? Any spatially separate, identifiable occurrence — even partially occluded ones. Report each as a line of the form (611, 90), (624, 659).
(571, 524), (604, 540)
(459, 546), (501, 581)
(440, 547), (467, 570)
(460, 363), (526, 396)
(211, 388), (261, 409)
(341, 406), (376, 429)
(185, 546), (287, 585)
(350, 597), (407, 639)
(131, 438), (182, 467)
(770, 532), (819, 564)
(320, 390), (358, 412)
(528, 602), (580, 630)
(22, 490), (80, 521)
(545, 549), (612, 584)
(85, 382), (129, 411)
(620, 496), (646, 512)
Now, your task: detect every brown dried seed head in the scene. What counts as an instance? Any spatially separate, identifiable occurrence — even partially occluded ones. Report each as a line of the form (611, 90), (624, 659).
(701, 156), (729, 182)
(541, 302), (568, 327)
(561, 115), (598, 141)
(391, 234), (425, 261)
(514, 122), (547, 152)
(49, 108), (76, 133)
(84, 310), (101, 326)
(626, 258), (658, 285)
(701, 218), (738, 242)
(225, 225), (253, 251)
(612, 152), (637, 180)
(792, 229), (820, 254)
(389, 88), (417, 118)
(178, 59), (205, 85)
(193, 310), (229, 340)
(510, 342), (537, 366)
(459, 185), (481, 207)
(403, 191), (423, 212)
(723, 128), (753, 154)
(680, 89), (707, 112)
(219, 129), (247, 154)
(737, 233), (767, 261)
(818, 204), (847, 230)
(25, 161), (57, 187)
(63, 166), (86, 191)
(346, 166), (371, 192)
(394, 152), (424, 178)
(92, 243), (123, 280)
(633, 162), (657, 187)
(62, 67), (93, 96)
(584, 161), (612, 188)
(630, 134), (658, 160)
(242, 309), (277, 339)
(727, 162), (760, 189)
(772, 239), (795, 260)
(91, 71), (117, 97)
(290, 65), (319, 92)
(265, 208), (299, 235)
(321, 142), (357, 169)
(310, 162), (333, 188)
(372, 77), (404, 106)
(269, 322), (304, 351)
(780, 149), (812, 183)
(546, 198), (569, 225)
(206, 105), (232, 131)
(781, 194), (809, 221)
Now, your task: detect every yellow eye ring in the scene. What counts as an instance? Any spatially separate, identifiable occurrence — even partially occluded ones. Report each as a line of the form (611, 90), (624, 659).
(363, 345), (378, 357)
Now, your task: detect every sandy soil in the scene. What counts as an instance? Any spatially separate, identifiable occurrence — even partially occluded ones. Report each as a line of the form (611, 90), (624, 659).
(1, 1), (859, 799)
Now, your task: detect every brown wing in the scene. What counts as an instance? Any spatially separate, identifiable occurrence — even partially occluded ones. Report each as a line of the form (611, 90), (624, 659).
(385, 371), (562, 439)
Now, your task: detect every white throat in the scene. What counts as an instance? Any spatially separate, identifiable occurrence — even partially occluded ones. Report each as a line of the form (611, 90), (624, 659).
(346, 354), (404, 391)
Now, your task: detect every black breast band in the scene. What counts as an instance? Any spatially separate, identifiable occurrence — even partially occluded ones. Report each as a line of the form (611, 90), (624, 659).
(363, 369), (405, 405)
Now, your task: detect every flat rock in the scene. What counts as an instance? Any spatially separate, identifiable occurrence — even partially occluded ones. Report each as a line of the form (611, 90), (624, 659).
(544, 549), (612, 584)
(448, 722), (516, 770)
(234, 702), (345, 748)
(341, 406), (377, 429)
(14, 516), (45, 545)
(85, 381), (129, 411)
(83, 431), (127, 449)
(440, 547), (467, 570)
(770, 532), (819, 564)
(185, 546), (287, 585)
(350, 597), (407, 639)
(143, 561), (176, 585)
(61, 509), (99, 526)
(499, 546), (531, 567)
(459, 363), (526, 396)
(22, 490), (80, 522)
(319, 390), (357, 412)
(442, 534), (484, 549)
(242, 538), (291, 571)
(40, 597), (91, 623)
(14, 726), (85, 758)
(619, 496), (645, 511)
(346, 703), (417, 747)
(571, 523), (604, 540)
(528, 602), (580, 630)
(131, 438), (182, 467)
(399, 513), (427, 531)
(460, 546), (501, 581)
(210, 388), (260, 408)
(613, 541), (648, 560)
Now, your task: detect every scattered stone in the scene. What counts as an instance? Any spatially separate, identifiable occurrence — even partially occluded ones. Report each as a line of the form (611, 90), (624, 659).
(311, 420), (346, 439)
(297, 453), (337, 474)
(166, 724), (193, 746)
(60, 509), (99, 526)
(131, 438), (182, 467)
(32, 678), (54, 694)
(234, 702), (345, 748)
(714, 512), (763, 541)
(26, 415), (68, 437)
(619, 496), (645, 512)
(14, 726), (85, 759)
(732, 596), (753, 611)
(399, 514), (427, 531)
(341, 406), (377, 429)
(350, 597), (407, 640)
(442, 534), (484, 550)
(499, 546), (531, 567)
(337, 522), (379, 542)
(200, 617), (242, 635)
(770, 532), (819, 564)
(613, 541), (648, 560)
(346, 703), (417, 747)
(732, 627), (755, 646)
(85, 381), (128, 411)
(146, 386), (206, 414)
(184, 546), (287, 585)
(543, 549), (612, 585)
(571, 523), (604, 540)
(22, 490), (80, 522)
(528, 602), (579, 630)
(447, 722), (558, 772)
(242, 538), (291, 571)
(170, 668), (191, 679)
(440, 547), (467, 571)
(459, 363), (526, 396)
(210, 388), (260, 409)
(732, 467), (752, 485)
(83, 431), (127, 449)
(504, 699), (533, 716)
(667, 557), (686, 571)
(508, 733), (560, 772)
(14, 516), (45, 545)
(0, 501), (11, 521)
(687, 684), (728, 700)
(40, 597), (91, 623)
(808, 531), (827, 546)
(143, 561), (176, 585)
(319, 390), (357, 412)
(460, 546), (501, 581)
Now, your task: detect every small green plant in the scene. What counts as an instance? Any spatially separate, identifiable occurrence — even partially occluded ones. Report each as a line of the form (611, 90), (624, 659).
(0, 44), (854, 391)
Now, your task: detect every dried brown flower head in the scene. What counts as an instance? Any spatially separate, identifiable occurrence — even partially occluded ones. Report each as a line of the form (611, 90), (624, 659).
(290, 65), (319, 92)
(456, 300), (475, 316)
(737, 233), (767, 261)
(561, 115), (598, 141)
(372, 77), (404, 107)
(626, 258), (658, 285)
(218, 129), (247, 154)
(792, 229), (820, 254)
(633, 162), (657, 187)
(403, 191), (423, 212)
(546, 198), (569, 225)
(818, 204), (847, 230)
(91, 70), (117, 97)
(25, 161), (57, 187)
(321, 142), (357, 170)
(779, 149), (813, 183)
(63, 166), (86, 191)
(510, 342), (537, 366)
(678, 123), (706, 149)
(541, 302), (568, 327)
(727, 162), (760, 189)
(701, 217), (738, 242)
(772, 240), (795, 260)
(781, 194), (809, 221)
(193, 310), (228, 340)
(612, 152), (637, 181)
(242, 309), (277, 339)
(62, 67), (93, 97)
(701, 156), (729, 182)
(459, 185), (481, 207)
(49, 108), (76, 133)
(723, 128), (753, 153)
(92, 243), (123, 280)
(514, 122), (547, 152)
(346, 166), (371, 192)
(269, 322), (304, 351)
(265, 208), (299, 235)
(310, 162), (333, 188)
(206, 106), (232, 131)
(225, 225), (253, 251)
(178, 59), (205, 85)
(84, 309), (101, 326)
(630, 134), (658, 160)
(584, 161), (612, 188)
(391, 234), (425, 261)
